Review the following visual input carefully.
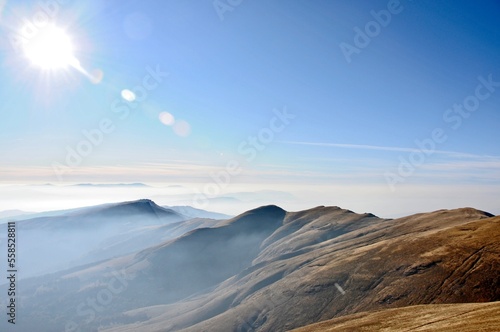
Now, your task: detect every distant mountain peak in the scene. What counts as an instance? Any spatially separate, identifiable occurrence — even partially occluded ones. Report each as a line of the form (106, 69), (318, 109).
(111, 199), (178, 214)
(230, 204), (286, 221)
(62, 199), (184, 222)
(249, 204), (286, 214)
(124, 198), (156, 205)
(217, 205), (286, 231)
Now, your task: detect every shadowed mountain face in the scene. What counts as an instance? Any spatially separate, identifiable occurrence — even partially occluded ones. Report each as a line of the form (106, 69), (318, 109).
(1, 199), (187, 278)
(18, 199), (186, 231)
(18, 199), (184, 231)
(129, 205), (287, 305)
(2, 204), (498, 332)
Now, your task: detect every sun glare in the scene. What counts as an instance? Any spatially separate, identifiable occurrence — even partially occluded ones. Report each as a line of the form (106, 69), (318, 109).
(22, 25), (78, 70)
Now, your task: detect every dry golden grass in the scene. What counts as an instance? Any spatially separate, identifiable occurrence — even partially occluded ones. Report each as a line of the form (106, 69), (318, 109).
(291, 302), (500, 332)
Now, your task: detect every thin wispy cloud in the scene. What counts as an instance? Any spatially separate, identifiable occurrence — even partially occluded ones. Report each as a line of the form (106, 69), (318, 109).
(420, 160), (500, 171)
(279, 141), (499, 159)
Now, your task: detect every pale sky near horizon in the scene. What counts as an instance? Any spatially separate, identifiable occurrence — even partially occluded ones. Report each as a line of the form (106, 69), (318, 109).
(0, 0), (499, 216)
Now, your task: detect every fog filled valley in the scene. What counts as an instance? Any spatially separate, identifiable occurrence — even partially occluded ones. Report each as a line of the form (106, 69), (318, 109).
(0, 199), (499, 331)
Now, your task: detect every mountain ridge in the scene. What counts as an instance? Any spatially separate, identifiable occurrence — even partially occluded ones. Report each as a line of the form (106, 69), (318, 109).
(2, 203), (498, 332)
(102, 206), (498, 332)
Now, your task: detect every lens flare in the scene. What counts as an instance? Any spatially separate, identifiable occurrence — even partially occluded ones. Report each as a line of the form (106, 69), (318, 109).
(173, 120), (191, 137)
(159, 112), (175, 126)
(121, 89), (136, 102)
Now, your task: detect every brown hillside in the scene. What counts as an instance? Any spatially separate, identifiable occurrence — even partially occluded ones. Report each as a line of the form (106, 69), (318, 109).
(103, 208), (499, 331)
(291, 301), (500, 332)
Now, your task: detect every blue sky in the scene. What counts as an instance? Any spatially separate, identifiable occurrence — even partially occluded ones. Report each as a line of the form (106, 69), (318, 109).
(0, 0), (499, 216)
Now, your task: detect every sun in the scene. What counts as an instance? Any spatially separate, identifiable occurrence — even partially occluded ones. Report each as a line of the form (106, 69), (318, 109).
(22, 25), (78, 70)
